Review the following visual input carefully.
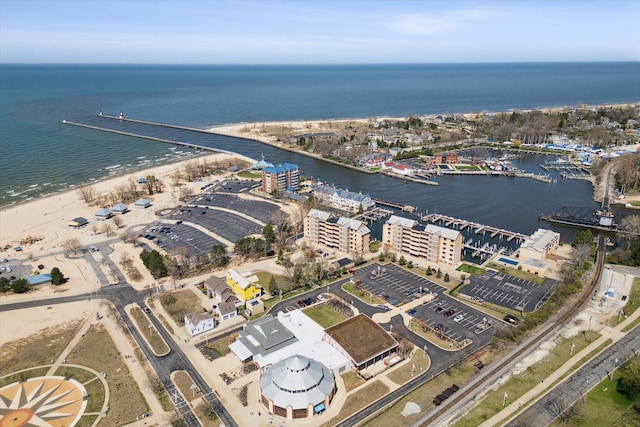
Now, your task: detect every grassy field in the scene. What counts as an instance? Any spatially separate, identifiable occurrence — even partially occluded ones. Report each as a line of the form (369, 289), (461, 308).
(193, 402), (219, 426)
(67, 323), (148, 426)
(236, 170), (262, 179)
(0, 318), (85, 373)
(456, 263), (487, 275)
(486, 262), (546, 284)
(386, 352), (431, 385)
(548, 373), (638, 426)
(322, 380), (390, 426)
(202, 332), (238, 358)
(304, 304), (348, 328)
(364, 363), (476, 427)
(453, 333), (602, 427)
(0, 367), (50, 388)
(81, 377), (107, 413)
(159, 289), (204, 326)
(130, 306), (170, 355)
(341, 370), (365, 392)
(613, 277), (640, 327)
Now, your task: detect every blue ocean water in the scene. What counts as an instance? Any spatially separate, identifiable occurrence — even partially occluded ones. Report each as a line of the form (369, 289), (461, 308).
(1, 62), (639, 209)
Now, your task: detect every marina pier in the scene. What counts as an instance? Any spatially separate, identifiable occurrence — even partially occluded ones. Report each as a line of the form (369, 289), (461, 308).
(423, 213), (528, 242)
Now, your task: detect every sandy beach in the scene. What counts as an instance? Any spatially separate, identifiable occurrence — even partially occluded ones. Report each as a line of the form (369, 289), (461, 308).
(0, 151), (254, 303)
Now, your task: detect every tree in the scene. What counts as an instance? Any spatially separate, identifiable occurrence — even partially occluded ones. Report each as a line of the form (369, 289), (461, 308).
(444, 273), (450, 282)
(617, 358), (640, 398)
(0, 277), (11, 293)
(78, 185), (97, 205)
(11, 278), (30, 294)
(617, 215), (640, 249)
(426, 265), (433, 276)
(50, 267), (65, 285)
(572, 230), (594, 247)
(210, 244), (229, 269)
(111, 215), (123, 229)
(573, 244), (593, 270)
(436, 268), (442, 278)
(62, 238), (82, 256)
(398, 255), (406, 265)
(262, 222), (276, 245)
(140, 250), (168, 278)
(378, 253), (386, 262)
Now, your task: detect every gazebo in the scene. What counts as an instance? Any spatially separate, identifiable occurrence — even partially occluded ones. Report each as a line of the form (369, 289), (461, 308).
(94, 208), (113, 220)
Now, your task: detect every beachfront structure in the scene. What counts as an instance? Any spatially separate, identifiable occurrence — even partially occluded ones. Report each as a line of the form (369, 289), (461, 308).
(111, 203), (129, 214)
(435, 152), (459, 164)
(67, 217), (88, 228)
(259, 355), (337, 420)
(382, 215), (462, 266)
(304, 209), (371, 257)
(184, 312), (216, 337)
(94, 208), (113, 220)
(226, 268), (263, 302)
(313, 184), (375, 212)
(518, 228), (560, 261)
(134, 198), (151, 208)
(323, 314), (399, 372)
(262, 163), (300, 193)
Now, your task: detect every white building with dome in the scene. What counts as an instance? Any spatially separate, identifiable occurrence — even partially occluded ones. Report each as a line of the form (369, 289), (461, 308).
(259, 354), (337, 420)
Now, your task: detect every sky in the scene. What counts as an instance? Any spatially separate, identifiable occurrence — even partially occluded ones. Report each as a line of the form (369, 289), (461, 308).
(0, 0), (638, 64)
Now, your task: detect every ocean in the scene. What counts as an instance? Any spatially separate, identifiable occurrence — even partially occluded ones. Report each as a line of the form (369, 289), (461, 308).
(1, 62), (639, 233)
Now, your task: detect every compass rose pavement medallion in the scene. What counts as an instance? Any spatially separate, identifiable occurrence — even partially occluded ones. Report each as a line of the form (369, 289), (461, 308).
(0, 376), (87, 427)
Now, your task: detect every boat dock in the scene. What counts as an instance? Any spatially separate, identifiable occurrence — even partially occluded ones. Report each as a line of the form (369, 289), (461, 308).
(438, 169), (551, 183)
(372, 198), (417, 213)
(353, 207), (394, 222)
(423, 213), (528, 242)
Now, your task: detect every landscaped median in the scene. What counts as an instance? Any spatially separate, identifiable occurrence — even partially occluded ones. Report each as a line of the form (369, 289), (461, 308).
(128, 305), (171, 356)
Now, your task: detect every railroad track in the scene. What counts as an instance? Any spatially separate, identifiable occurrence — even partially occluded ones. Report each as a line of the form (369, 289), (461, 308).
(415, 235), (606, 426)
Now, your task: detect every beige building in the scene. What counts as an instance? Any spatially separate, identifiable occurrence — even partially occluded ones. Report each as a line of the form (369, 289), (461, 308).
(304, 209), (371, 257)
(382, 215), (462, 266)
(518, 228), (560, 261)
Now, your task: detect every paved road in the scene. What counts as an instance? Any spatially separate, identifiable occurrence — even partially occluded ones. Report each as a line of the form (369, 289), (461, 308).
(506, 324), (640, 427)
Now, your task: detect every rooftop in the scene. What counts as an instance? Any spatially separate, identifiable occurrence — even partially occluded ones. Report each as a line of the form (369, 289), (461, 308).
(325, 314), (397, 365)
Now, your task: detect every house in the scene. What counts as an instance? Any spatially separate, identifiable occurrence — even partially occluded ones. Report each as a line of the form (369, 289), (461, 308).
(67, 217), (88, 228)
(94, 208), (113, 220)
(134, 198), (151, 209)
(204, 276), (240, 305)
(246, 298), (264, 316)
(27, 274), (52, 286)
(226, 269), (263, 302)
(435, 152), (459, 164)
(518, 229), (560, 262)
(184, 312), (216, 337)
(216, 301), (238, 321)
(391, 163), (415, 176)
(111, 203), (129, 215)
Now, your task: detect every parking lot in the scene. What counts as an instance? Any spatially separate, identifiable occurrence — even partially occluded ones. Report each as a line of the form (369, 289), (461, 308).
(351, 263), (495, 346)
(169, 206), (263, 243)
(461, 270), (557, 313)
(185, 193), (283, 223)
(203, 178), (259, 194)
(353, 263), (448, 306)
(141, 223), (224, 258)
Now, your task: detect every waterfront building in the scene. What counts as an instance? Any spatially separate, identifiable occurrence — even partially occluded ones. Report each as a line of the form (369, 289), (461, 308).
(226, 269), (263, 302)
(262, 163), (300, 193)
(383, 215), (462, 266)
(304, 209), (371, 257)
(313, 184), (375, 212)
(435, 152), (459, 164)
(518, 228), (560, 261)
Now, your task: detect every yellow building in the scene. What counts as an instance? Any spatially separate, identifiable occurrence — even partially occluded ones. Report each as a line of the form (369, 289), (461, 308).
(226, 269), (263, 302)
(383, 215), (462, 266)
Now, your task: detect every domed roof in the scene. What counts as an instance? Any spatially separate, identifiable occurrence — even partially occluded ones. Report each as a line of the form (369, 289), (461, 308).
(260, 355), (335, 410)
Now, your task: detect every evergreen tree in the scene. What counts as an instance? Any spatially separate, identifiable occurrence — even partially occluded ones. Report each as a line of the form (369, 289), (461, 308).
(50, 267), (65, 285)
(11, 278), (30, 294)
(0, 277), (11, 293)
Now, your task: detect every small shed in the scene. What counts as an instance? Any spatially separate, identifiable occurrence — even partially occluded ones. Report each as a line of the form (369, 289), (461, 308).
(68, 217), (88, 228)
(27, 274), (52, 286)
(134, 198), (151, 209)
(111, 203), (129, 215)
(95, 208), (113, 220)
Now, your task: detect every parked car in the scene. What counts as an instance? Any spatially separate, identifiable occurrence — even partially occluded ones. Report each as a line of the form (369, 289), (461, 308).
(504, 315), (519, 325)
(408, 309), (417, 316)
(376, 304), (389, 310)
(438, 300), (445, 306)
(443, 309), (455, 317)
(453, 314), (465, 323)
(434, 323), (443, 331)
(297, 300), (306, 308)
(435, 306), (444, 313)
(144, 307), (152, 314)
(317, 294), (325, 301)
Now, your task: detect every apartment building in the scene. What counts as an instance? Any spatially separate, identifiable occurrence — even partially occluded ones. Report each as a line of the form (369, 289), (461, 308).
(382, 215), (462, 266)
(304, 209), (371, 257)
(262, 163), (300, 193)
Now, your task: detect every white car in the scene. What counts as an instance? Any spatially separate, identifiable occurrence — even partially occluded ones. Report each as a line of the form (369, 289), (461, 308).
(453, 314), (465, 323)
(317, 294), (325, 301)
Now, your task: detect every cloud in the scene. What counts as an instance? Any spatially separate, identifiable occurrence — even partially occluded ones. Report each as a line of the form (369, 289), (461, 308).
(388, 7), (505, 36)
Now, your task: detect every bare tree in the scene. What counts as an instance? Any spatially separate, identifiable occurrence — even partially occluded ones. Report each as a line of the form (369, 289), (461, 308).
(62, 238), (82, 256)
(102, 222), (114, 237)
(546, 395), (583, 424)
(111, 215), (123, 229)
(78, 185), (97, 205)
(573, 244), (593, 270)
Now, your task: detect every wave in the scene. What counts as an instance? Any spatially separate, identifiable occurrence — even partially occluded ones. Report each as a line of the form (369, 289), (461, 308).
(105, 164), (121, 170)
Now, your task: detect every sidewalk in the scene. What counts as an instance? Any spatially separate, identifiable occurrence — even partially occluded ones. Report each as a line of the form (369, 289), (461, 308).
(480, 299), (640, 427)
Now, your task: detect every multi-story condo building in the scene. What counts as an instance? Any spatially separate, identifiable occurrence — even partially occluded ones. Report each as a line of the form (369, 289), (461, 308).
(313, 184), (375, 212)
(304, 209), (371, 257)
(262, 163), (300, 193)
(382, 215), (462, 266)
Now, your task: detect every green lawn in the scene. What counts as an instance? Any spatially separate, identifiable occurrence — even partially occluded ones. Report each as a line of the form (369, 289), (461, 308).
(454, 165), (482, 171)
(456, 263), (487, 275)
(304, 304), (347, 328)
(236, 170), (262, 179)
(614, 277), (640, 327)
